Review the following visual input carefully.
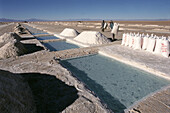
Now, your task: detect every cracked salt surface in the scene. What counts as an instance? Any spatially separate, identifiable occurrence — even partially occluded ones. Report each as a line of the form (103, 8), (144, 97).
(61, 54), (170, 113)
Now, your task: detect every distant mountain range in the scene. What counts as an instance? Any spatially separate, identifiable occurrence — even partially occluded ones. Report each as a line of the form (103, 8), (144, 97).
(0, 18), (49, 22)
(0, 18), (23, 22)
(115, 19), (170, 21)
(0, 18), (170, 22)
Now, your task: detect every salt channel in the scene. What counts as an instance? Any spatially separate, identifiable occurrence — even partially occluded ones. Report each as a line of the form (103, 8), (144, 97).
(36, 36), (59, 40)
(60, 54), (170, 113)
(23, 25), (80, 51)
(42, 41), (79, 51)
(22, 24), (47, 35)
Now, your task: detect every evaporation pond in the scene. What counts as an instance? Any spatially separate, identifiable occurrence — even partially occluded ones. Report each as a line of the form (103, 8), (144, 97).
(36, 36), (59, 40)
(32, 32), (48, 35)
(23, 25), (47, 35)
(61, 54), (170, 112)
(43, 41), (79, 51)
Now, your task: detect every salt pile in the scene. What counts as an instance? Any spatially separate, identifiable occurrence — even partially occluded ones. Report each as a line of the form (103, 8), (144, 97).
(0, 32), (26, 59)
(0, 32), (21, 43)
(14, 24), (27, 34)
(0, 40), (26, 59)
(60, 28), (79, 37)
(74, 31), (111, 45)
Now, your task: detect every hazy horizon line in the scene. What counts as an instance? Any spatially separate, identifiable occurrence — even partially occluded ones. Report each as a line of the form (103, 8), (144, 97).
(0, 18), (170, 22)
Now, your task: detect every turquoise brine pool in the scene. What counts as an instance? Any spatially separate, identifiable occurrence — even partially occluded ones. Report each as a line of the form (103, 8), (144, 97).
(60, 54), (170, 113)
(22, 24), (47, 35)
(32, 32), (48, 35)
(43, 41), (79, 51)
(36, 36), (59, 40)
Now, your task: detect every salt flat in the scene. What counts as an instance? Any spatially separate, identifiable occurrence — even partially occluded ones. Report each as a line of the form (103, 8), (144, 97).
(0, 21), (169, 113)
(0, 23), (110, 113)
(29, 21), (170, 113)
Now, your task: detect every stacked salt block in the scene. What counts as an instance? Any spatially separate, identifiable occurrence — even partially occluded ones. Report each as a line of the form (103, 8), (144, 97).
(125, 33), (130, 46)
(121, 33), (126, 45)
(134, 34), (143, 50)
(130, 33), (135, 48)
(161, 37), (170, 58)
(154, 37), (162, 54)
(60, 28), (79, 37)
(121, 33), (170, 58)
(128, 33), (133, 47)
(146, 34), (156, 52)
(74, 31), (111, 45)
(142, 34), (149, 50)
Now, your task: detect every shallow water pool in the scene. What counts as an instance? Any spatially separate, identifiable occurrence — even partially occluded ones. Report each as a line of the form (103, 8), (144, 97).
(23, 24), (79, 51)
(43, 41), (79, 51)
(32, 32), (48, 35)
(22, 24), (47, 35)
(61, 54), (170, 113)
(36, 36), (59, 40)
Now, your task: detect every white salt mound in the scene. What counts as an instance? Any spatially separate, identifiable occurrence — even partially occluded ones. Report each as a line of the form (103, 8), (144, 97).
(0, 40), (26, 59)
(74, 31), (111, 45)
(0, 32), (21, 43)
(60, 28), (79, 37)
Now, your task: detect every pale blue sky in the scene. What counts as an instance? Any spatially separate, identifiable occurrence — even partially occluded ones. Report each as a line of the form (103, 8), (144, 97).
(0, 0), (170, 20)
